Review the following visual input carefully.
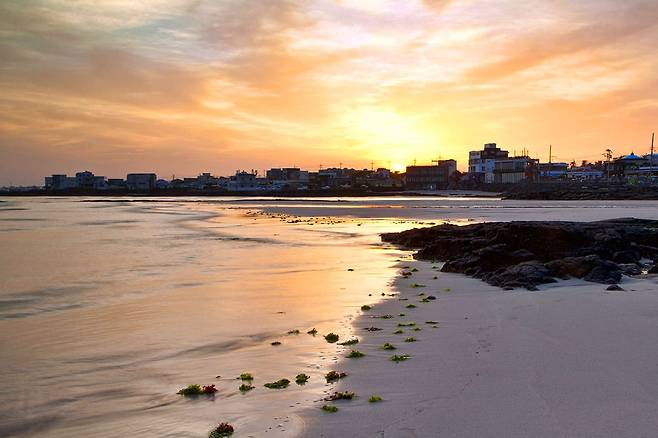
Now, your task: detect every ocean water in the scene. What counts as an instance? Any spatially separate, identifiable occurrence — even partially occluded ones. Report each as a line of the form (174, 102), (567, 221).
(1, 196), (657, 437)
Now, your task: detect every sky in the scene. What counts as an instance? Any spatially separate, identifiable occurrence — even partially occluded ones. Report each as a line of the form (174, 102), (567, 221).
(1, 0), (657, 185)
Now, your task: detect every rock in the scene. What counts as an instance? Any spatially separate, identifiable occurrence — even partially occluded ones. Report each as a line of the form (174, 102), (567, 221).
(606, 284), (624, 291)
(618, 263), (642, 276)
(649, 263), (658, 274)
(381, 219), (658, 290)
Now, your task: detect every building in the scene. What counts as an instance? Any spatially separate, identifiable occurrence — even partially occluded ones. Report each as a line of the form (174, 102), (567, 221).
(405, 160), (457, 190)
(611, 153), (647, 178)
(45, 174), (78, 190)
(126, 173), (157, 191)
(227, 171), (259, 191)
(566, 166), (604, 180)
(538, 162), (568, 180)
(266, 167), (310, 189)
(468, 143), (509, 183)
(493, 157), (538, 184)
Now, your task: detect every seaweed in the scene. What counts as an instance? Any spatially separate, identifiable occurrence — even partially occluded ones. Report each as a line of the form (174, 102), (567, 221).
(397, 322), (416, 327)
(412, 327), (422, 332)
(202, 385), (218, 394)
(363, 327), (382, 331)
(390, 354), (411, 362)
(209, 422), (234, 437)
(177, 384), (203, 396)
(381, 343), (396, 350)
(406, 304), (417, 309)
(324, 333), (339, 343)
(287, 329), (300, 335)
(368, 395), (383, 403)
(411, 283), (426, 288)
(271, 341), (282, 346)
(411, 268), (419, 272)
(264, 379), (290, 389)
(420, 298), (430, 303)
(321, 405), (338, 413)
(398, 313), (406, 317)
(295, 374), (310, 384)
(239, 384), (254, 392)
(361, 305), (372, 311)
(307, 328), (318, 336)
(425, 321), (438, 325)
(404, 337), (417, 343)
(393, 329), (404, 335)
(337, 338), (359, 346)
(326, 391), (355, 401)
(239, 373), (254, 381)
(325, 371), (347, 382)
(375, 314), (394, 319)
(346, 350), (365, 358)
(443, 288), (451, 292)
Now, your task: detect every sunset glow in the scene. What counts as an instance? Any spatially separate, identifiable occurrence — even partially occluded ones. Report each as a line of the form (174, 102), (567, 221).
(1, 0), (657, 184)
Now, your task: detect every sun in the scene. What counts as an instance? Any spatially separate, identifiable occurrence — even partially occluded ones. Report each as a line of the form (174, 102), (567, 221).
(340, 106), (439, 168)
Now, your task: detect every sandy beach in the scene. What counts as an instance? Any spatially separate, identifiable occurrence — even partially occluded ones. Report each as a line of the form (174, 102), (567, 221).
(302, 261), (658, 437)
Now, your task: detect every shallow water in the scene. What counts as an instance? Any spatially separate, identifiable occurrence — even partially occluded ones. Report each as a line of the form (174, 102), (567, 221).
(1, 196), (657, 437)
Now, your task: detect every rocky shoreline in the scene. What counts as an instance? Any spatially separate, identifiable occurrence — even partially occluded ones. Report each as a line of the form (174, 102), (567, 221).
(381, 218), (658, 290)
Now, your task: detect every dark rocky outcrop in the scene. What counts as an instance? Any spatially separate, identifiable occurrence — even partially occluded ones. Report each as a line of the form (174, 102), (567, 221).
(382, 218), (658, 290)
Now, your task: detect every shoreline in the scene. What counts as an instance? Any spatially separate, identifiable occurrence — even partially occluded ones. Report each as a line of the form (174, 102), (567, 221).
(301, 259), (658, 437)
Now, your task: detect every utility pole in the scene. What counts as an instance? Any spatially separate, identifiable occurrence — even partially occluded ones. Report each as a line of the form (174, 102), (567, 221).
(650, 133), (655, 181)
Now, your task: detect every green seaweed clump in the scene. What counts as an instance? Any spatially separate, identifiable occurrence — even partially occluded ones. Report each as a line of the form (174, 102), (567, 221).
(376, 314), (394, 319)
(390, 354), (411, 362)
(326, 391), (355, 401)
(337, 338), (359, 346)
(209, 422), (234, 437)
(239, 383), (254, 392)
(346, 350), (365, 358)
(321, 405), (338, 413)
(361, 305), (372, 311)
(239, 373), (253, 381)
(420, 298), (430, 303)
(295, 373), (310, 384)
(412, 327), (422, 332)
(307, 328), (318, 335)
(425, 320), (438, 325)
(404, 337), (417, 343)
(411, 283), (426, 288)
(264, 379), (290, 389)
(398, 313), (406, 317)
(368, 395), (383, 403)
(324, 333), (340, 343)
(325, 371), (347, 382)
(287, 329), (300, 335)
(406, 304), (417, 309)
(443, 288), (452, 292)
(397, 322), (416, 327)
(177, 384), (203, 396)
(381, 343), (396, 350)
(393, 329), (404, 335)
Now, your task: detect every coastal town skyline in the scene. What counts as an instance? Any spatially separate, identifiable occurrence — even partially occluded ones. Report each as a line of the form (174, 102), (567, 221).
(2, 0), (658, 186)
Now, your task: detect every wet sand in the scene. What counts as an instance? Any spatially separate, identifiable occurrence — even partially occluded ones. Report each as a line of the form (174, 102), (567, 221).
(302, 262), (658, 437)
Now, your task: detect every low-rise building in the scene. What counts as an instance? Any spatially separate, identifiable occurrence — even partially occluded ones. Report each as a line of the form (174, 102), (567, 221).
(538, 162), (568, 180)
(405, 160), (457, 190)
(493, 157), (538, 184)
(126, 173), (157, 191)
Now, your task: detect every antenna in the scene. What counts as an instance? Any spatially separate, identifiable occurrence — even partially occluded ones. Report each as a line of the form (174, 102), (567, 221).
(370, 161), (375, 171)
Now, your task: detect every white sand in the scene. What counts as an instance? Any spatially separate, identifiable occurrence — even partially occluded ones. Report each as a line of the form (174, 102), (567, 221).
(301, 262), (658, 437)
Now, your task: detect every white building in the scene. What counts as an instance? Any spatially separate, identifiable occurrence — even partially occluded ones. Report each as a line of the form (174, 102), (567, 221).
(468, 143), (509, 183)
